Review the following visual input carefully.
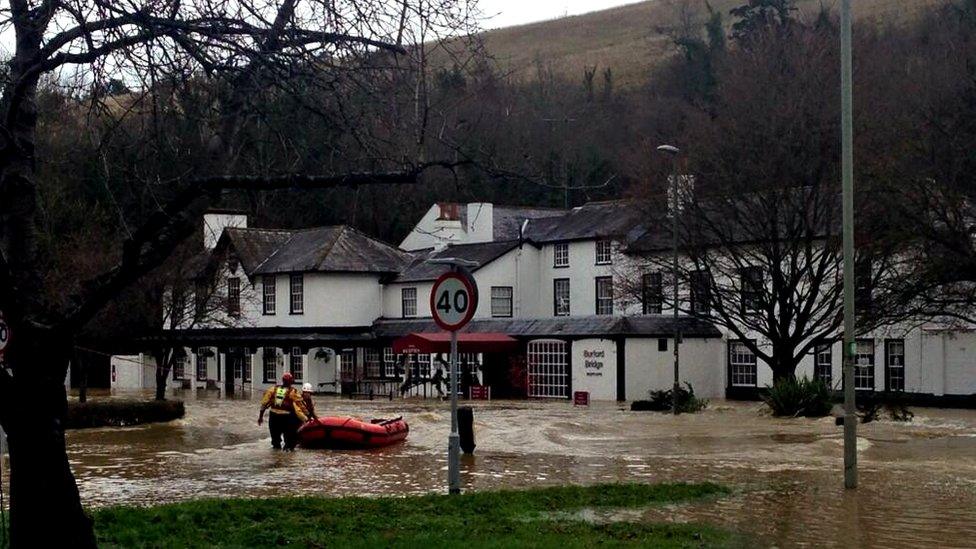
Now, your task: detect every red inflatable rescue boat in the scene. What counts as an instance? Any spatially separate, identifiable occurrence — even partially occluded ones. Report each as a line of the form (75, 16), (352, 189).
(298, 416), (409, 449)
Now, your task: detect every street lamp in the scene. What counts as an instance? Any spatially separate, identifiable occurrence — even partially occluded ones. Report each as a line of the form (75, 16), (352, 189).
(657, 144), (681, 416)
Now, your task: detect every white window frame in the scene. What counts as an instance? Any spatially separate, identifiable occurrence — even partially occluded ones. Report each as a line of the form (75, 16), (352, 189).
(855, 339), (875, 390)
(595, 240), (612, 265)
(340, 349), (357, 382)
(262, 275), (276, 315)
(172, 354), (186, 381)
(402, 287), (418, 318)
(729, 341), (757, 387)
(242, 352), (252, 383)
(814, 342), (832, 387)
(885, 339), (905, 392)
(491, 286), (513, 318)
(227, 277), (240, 316)
(289, 347), (303, 381)
(196, 348), (209, 381)
(263, 347), (278, 383)
(553, 243), (569, 268)
(553, 278), (570, 316)
(595, 276), (613, 315)
(383, 347), (397, 378)
(290, 274), (304, 314)
(364, 348), (382, 378)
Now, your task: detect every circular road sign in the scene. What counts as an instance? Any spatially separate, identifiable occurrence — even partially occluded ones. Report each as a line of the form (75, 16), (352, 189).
(430, 271), (478, 331)
(0, 312), (9, 355)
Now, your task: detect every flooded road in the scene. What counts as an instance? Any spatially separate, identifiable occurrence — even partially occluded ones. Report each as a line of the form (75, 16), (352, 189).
(65, 391), (976, 548)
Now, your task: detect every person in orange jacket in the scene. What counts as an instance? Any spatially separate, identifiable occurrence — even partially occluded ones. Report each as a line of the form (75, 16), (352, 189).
(258, 372), (308, 450)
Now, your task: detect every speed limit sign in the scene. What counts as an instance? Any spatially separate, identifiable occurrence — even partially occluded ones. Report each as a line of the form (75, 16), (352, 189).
(430, 271), (478, 331)
(0, 312), (9, 356)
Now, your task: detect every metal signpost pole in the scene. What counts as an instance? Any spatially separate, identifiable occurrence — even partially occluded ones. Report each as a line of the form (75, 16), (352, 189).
(671, 157), (680, 416)
(840, 0), (858, 490)
(427, 258), (478, 496)
(448, 328), (460, 494)
(657, 144), (682, 416)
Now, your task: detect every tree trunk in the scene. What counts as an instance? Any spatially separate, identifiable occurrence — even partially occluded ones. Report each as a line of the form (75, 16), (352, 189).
(153, 348), (171, 401)
(3, 332), (96, 548)
(155, 368), (168, 401)
(769, 351), (799, 383)
(76, 352), (87, 404)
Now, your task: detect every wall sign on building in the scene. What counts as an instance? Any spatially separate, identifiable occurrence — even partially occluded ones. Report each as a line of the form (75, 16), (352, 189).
(572, 339), (617, 400)
(583, 349), (605, 377)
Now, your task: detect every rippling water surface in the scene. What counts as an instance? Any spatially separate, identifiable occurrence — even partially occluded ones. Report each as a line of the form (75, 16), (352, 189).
(64, 391), (976, 548)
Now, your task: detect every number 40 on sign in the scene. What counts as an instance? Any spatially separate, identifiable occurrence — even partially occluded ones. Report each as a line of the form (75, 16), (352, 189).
(0, 311), (10, 359)
(430, 271), (478, 332)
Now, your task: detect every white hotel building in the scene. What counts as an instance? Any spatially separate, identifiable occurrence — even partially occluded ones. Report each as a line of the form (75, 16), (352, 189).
(111, 201), (976, 406)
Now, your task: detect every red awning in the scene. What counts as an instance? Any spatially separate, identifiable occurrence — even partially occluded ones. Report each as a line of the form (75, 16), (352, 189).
(392, 332), (518, 354)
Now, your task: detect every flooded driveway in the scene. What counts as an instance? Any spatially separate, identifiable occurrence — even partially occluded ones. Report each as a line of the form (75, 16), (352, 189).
(66, 392), (976, 548)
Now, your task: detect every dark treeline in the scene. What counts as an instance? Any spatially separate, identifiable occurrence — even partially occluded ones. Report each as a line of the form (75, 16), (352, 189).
(25, 0), (976, 346)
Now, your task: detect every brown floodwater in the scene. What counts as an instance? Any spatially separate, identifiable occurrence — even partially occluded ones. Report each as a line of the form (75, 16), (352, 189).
(62, 391), (976, 548)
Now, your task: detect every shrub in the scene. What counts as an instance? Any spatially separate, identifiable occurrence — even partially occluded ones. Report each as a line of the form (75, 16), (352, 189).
(858, 391), (914, 423)
(631, 382), (708, 413)
(763, 376), (833, 417)
(66, 399), (185, 429)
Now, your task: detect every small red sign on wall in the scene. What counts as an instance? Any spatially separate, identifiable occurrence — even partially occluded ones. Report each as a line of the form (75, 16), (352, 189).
(573, 391), (589, 406)
(469, 385), (491, 400)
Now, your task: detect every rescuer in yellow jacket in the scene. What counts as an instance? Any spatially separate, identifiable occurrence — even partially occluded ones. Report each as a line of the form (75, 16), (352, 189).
(258, 372), (308, 450)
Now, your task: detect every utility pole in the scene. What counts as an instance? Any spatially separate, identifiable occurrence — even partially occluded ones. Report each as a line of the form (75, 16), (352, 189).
(840, 0), (858, 490)
(657, 144), (681, 415)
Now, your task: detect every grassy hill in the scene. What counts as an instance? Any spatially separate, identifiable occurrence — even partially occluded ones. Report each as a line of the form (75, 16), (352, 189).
(457, 0), (943, 88)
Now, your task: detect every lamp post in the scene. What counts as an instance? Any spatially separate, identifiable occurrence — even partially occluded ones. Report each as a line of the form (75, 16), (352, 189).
(840, 0), (858, 490)
(657, 144), (681, 415)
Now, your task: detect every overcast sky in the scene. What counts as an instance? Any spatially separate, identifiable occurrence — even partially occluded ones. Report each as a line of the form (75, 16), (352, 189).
(0, 1), (637, 57)
(478, 0), (639, 29)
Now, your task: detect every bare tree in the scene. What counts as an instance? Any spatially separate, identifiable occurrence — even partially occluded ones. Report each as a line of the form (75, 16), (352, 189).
(0, 1), (474, 545)
(619, 7), (913, 382)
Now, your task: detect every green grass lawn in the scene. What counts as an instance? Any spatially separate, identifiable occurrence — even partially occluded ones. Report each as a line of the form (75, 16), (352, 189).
(95, 483), (742, 548)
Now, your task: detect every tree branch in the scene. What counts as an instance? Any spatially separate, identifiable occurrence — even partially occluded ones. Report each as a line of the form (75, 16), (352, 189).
(62, 161), (470, 329)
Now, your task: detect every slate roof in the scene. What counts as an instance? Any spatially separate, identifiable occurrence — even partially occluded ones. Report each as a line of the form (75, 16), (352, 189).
(523, 199), (648, 243)
(625, 187), (842, 254)
(393, 240), (522, 283)
(492, 205), (567, 240)
(373, 315), (721, 339)
(252, 226), (412, 275)
(223, 228), (295, 274)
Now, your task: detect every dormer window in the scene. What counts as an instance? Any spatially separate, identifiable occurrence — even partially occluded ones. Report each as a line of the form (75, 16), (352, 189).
(437, 203), (460, 221)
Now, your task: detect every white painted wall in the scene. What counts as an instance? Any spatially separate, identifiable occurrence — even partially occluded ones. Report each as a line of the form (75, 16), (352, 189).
(624, 337), (725, 400)
(571, 338), (617, 400)
(197, 271), (384, 329)
(110, 354), (152, 390)
(399, 203), (496, 251)
(253, 273), (383, 328)
(538, 240), (620, 317)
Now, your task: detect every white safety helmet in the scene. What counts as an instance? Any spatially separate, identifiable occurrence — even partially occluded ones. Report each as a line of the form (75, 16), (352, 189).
(302, 382), (313, 393)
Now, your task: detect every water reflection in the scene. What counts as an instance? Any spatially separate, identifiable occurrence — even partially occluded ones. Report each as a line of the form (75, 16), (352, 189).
(63, 391), (976, 547)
